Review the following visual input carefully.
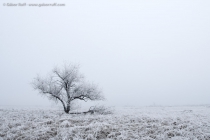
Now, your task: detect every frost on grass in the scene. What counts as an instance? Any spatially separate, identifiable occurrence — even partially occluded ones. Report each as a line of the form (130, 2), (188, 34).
(0, 106), (210, 140)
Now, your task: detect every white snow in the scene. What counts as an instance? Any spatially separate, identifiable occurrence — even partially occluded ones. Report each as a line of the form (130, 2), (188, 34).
(0, 105), (210, 139)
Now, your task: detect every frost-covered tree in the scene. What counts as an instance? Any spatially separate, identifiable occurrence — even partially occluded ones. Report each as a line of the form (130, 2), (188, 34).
(32, 64), (104, 113)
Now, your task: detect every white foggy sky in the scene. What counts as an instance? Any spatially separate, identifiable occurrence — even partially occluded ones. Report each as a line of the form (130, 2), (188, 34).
(0, 0), (210, 107)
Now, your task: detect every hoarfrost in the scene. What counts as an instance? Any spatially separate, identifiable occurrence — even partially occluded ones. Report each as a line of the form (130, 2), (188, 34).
(0, 106), (210, 139)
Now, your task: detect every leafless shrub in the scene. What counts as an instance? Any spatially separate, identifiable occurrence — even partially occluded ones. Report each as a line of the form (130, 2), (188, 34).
(86, 105), (114, 115)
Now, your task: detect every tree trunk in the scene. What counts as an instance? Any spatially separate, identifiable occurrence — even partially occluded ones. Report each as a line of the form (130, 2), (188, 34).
(58, 99), (69, 113)
(64, 98), (71, 113)
(63, 106), (67, 113)
(65, 105), (70, 113)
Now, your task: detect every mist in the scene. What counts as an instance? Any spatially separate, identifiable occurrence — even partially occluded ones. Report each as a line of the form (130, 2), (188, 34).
(0, 0), (210, 107)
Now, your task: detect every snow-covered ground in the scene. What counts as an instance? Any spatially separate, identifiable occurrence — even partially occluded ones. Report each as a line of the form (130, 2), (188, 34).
(0, 105), (210, 140)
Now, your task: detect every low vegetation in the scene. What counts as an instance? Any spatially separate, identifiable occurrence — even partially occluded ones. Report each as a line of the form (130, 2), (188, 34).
(0, 106), (209, 139)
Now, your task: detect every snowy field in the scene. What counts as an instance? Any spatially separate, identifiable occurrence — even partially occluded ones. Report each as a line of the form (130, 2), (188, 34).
(0, 105), (210, 140)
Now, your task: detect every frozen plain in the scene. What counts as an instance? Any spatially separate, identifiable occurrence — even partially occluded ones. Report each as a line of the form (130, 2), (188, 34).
(0, 105), (210, 140)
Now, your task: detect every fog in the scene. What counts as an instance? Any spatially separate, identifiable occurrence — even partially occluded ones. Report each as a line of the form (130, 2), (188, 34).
(0, 0), (210, 107)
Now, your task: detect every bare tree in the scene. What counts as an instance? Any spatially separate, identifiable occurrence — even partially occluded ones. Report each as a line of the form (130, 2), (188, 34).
(32, 64), (104, 113)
